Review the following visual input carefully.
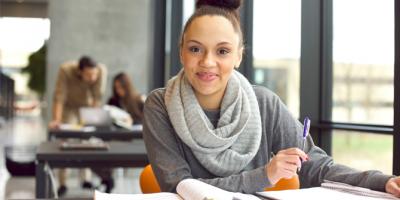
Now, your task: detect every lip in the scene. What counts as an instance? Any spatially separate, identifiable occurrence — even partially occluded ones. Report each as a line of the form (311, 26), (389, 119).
(196, 71), (218, 82)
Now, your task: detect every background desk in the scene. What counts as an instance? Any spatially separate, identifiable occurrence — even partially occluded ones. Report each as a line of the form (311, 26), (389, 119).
(35, 140), (148, 198)
(48, 126), (142, 141)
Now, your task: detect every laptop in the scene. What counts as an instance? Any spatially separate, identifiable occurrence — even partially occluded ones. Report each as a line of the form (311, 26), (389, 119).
(79, 107), (113, 127)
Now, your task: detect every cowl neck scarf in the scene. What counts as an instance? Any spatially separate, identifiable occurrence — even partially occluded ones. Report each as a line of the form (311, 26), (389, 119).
(165, 69), (262, 176)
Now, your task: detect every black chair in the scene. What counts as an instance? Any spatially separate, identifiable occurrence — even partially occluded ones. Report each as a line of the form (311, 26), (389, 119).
(5, 145), (36, 176)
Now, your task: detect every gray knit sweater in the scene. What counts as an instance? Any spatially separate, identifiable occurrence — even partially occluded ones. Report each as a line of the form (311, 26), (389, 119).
(142, 85), (392, 194)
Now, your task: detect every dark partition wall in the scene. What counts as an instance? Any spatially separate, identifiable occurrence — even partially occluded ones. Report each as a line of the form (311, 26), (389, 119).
(0, 72), (15, 120)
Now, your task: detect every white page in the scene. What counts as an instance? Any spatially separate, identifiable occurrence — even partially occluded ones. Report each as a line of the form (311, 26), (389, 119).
(177, 179), (233, 200)
(257, 187), (392, 200)
(94, 190), (183, 200)
(177, 179), (260, 200)
(322, 180), (399, 200)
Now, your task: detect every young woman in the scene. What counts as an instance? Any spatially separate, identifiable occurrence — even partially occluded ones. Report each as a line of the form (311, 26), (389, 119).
(108, 72), (144, 124)
(143, 0), (400, 196)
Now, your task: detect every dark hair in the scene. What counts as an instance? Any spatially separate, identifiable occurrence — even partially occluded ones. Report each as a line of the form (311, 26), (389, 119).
(111, 72), (144, 123)
(78, 56), (97, 70)
(180, 0), (243, 47)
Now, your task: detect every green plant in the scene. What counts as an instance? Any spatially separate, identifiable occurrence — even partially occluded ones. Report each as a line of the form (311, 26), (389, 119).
(22, 45), (46, 98)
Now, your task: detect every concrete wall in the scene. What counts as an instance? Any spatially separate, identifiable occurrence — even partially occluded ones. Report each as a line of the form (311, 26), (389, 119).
(46, 0), (153, 121)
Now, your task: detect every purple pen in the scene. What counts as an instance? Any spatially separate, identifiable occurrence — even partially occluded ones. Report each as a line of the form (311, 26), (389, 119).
(302, 117), (311, 151)
(298, 117), (310, 173)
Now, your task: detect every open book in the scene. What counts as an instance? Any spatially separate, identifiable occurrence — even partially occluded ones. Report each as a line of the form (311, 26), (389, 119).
(94, 178), (259, 200)
(257, 180), (399, 200)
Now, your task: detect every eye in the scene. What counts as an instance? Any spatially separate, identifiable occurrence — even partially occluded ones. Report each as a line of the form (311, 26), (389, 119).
(189, 46), (201, 53)
(217, 48), (230, 55)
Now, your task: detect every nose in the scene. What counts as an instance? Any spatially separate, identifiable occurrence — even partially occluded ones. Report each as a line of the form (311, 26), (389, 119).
(200, 51), (216, 68)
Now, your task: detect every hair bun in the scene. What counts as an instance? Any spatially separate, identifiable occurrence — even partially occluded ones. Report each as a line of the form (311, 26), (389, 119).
(196, 0), (242, 10)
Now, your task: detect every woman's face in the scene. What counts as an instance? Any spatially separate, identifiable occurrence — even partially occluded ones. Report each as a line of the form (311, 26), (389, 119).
(180, 15), (242, 101)
(114, 80), (126, 98)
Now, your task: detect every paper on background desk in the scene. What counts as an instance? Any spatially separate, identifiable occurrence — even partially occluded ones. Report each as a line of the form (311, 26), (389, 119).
(59, 124), (96, 132)
(132, 124), (143, 131)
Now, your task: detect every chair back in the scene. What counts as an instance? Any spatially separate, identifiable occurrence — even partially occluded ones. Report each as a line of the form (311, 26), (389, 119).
(264, 175), (300, 191)
(139, 164), (161, 193)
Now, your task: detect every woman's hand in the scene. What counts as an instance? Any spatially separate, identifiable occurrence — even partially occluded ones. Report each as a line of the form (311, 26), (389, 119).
(48, 120), (61, 129)
(265, 148), (308, 185)
(385, 177), (400, 197)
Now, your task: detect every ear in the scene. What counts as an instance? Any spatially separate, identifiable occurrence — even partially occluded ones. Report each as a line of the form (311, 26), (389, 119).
(235, 47), (244, 68)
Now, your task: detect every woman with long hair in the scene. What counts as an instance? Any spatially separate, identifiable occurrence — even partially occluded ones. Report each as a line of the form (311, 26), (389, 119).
(108, 72), (144, 124)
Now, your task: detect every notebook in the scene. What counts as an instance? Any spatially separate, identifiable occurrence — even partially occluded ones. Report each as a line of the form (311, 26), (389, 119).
(321, 180), (399, 200)
(257, 180), (399, 200)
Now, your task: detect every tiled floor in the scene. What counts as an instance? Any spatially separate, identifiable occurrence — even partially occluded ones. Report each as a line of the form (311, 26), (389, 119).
(0, 114), (143, 200)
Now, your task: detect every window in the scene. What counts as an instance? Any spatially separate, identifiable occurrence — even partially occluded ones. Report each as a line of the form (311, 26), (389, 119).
(330, 0), (394, 173)
(332, 0), (394, 125)
(0, 17), (49, 95)
(332, 130), (392, 174)
(253, 0), (301, 118)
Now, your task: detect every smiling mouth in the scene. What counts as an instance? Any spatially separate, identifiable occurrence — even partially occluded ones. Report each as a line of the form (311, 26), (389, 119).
(196, 72), (218, 82)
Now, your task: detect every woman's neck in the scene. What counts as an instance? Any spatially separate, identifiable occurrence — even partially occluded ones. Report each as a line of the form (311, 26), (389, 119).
(195, 91), (224, 110)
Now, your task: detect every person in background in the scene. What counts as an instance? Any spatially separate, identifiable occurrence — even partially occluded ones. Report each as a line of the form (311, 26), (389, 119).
(142, 0), (400, 197)
(108, 72), (144, 124)
(90, 72), (145, 193)
(49, 55), (107, 196)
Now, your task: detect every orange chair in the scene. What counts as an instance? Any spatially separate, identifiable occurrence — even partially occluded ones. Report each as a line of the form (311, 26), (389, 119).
(264, 175), (300, 191)
(139, 164), (299, 193)
(140, 164), (161, 193)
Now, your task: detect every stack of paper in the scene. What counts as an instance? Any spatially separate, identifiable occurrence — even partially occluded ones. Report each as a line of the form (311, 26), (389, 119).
(321, 180), (398, 200)
(257, 180), (399, 200)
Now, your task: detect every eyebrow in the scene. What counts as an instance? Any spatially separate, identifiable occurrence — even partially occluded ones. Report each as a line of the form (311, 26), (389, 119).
(186, 39), (233, 46)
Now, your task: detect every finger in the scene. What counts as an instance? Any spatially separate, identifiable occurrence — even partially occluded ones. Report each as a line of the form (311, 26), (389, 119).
(274, 154), (302, 169)
(280, 148), (309, 161)
(393, 177), (400, 184)
(390, 182), (400, 197)
(282, 155), (302, 168)
(281, 167), (297, 178)
(274, 154), (302, 167)
(281, 161), (299, 173)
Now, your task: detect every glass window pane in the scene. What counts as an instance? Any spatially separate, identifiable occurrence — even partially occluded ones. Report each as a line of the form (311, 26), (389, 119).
(332, 130), (392, 174)
(0, 17), (49, 95)
(253, 0), (301, 117)
(253, 0), (301, 118)
(0, 17), (49, 67)
(332, 0), (394, 125)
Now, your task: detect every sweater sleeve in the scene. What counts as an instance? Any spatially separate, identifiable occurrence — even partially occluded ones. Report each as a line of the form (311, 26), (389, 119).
(143, 89), (272, 194)
(267, 90), (392, 192)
